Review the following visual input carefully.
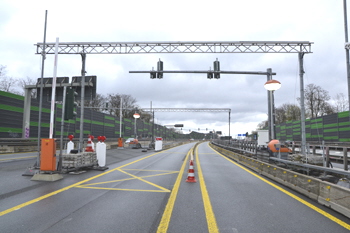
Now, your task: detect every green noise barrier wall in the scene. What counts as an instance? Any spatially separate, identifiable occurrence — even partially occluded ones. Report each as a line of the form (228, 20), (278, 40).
(276, 111), (350, 142)
(0, 90), (193, 140)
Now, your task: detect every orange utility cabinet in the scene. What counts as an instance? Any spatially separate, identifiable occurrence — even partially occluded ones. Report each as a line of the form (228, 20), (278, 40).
(40, 138), (57, 171)
(118, 137), (123, 147)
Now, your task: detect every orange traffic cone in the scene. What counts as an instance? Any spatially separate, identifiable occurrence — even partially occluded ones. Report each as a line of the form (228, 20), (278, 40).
(85, 135), (94, 152)
(186, 160), (196, 183)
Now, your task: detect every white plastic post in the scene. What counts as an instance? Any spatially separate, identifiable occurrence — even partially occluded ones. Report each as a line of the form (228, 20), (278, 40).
(67, 141), (74, 154)
(155, 137), (163, 151)
(96, 137), (106, 166)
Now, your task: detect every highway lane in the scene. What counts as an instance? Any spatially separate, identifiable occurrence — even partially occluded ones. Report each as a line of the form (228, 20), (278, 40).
(0, 143), (196, 233)
(197, 142), (350, 232)
(1, 142), (350, 232)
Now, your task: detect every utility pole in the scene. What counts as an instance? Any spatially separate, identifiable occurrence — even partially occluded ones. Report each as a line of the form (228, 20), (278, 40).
(343, 0), (350, 121)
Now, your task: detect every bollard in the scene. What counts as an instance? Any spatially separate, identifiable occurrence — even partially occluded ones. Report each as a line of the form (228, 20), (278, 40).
(67, 134), (74, 154)
(326, 146), (330, 168)
(344, 147), (348, 171)
(312, 145), (316, 155)
(96, 136), (107, 167)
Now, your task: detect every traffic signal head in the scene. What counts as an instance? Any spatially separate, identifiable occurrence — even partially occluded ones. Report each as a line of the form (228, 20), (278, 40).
(150, 72), (157, 79)
(157, 60), (163, 79)
(207, 72), (213, 79)
(64, 88), (78, 120)
(213, 59), (220, 79)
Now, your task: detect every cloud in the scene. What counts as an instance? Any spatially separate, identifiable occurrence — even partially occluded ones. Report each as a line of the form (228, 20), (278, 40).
(0, 0), (349, 137)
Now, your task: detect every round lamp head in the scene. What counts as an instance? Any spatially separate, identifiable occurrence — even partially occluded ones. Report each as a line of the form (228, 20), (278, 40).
(133, 113), (140, 119)
(264, 79), (281, 91)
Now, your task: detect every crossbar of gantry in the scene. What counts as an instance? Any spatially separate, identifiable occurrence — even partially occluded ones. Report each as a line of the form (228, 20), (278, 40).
(34, 41), (313, 54)
(141, 108), (231, 112)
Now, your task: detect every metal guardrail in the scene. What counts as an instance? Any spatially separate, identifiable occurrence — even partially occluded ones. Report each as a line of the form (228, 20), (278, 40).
(211, 140), (350, 178)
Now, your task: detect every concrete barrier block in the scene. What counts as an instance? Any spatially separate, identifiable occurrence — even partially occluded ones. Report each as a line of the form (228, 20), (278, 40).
(318, 181), (350, 218)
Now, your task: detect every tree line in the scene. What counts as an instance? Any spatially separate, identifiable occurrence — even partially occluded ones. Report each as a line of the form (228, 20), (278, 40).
(257, 83), (349, 130)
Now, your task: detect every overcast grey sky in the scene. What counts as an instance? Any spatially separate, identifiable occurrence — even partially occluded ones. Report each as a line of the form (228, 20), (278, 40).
(0, 0), (349, 137)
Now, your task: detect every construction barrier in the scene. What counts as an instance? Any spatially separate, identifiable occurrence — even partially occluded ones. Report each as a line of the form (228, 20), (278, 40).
(85, 135), (94, 152)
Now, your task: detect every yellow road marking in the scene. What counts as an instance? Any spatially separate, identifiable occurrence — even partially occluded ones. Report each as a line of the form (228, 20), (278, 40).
(0, 151), (163, 217)
(124, 169), (179, 172)
(196, 146), (220, 233)
(0, 156), (36, 161)
(157, 150), (190, 233)
(117, 169), (171, 192)
(76, 186), (169, 192)
(78, 170), (178, 187)
(209, 145), (350, 231)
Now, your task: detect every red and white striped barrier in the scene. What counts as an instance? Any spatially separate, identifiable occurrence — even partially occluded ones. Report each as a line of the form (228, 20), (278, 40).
(85, 135), (94, 152)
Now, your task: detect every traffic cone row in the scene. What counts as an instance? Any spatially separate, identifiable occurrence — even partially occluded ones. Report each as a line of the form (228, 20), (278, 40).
(186, 160), (196, 183)
(85, 135), (94, 152)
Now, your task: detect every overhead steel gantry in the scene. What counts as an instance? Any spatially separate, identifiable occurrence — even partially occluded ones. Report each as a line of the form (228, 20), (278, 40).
(141, 108), (231, 112)
(35, 41), (312, 54)
(34, 40), (313, 154)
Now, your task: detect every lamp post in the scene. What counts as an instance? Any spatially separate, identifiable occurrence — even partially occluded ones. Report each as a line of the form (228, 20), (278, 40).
(264, 79), (281, 141)
(133, 112), (140, 138)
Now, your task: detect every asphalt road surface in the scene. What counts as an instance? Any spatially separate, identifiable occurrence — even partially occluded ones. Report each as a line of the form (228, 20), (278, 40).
(1, 142), (350, 233)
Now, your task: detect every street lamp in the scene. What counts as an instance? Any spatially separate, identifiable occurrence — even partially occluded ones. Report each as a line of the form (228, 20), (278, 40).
(133, 112), (140, 138)
(264, 79), (281, 140)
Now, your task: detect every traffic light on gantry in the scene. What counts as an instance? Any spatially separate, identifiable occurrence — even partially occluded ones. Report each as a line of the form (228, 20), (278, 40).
(64, 88), (78, 120)
(213, 59), (220, 79)
(150, 71), (157, 79)
(207, 72), (213, 79)
(157, 59), (163, 79)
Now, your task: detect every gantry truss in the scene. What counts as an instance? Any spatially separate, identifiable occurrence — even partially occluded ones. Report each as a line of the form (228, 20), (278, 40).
(141, 108), (231, 112)
(35, 41), (313, 54)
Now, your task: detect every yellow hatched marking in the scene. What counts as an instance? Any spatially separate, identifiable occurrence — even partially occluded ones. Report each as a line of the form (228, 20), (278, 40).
(77, 186), (169, 192)
(78, 170), (178, 187)
(119, 169), (171, 192)
(0, 151), (164, 217)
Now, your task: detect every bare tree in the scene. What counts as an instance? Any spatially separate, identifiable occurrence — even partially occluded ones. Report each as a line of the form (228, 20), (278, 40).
(105, 94), (137, 117)
(302, 84), (332, 118)
(84, 93), (107, 111)
(274, 103), (301, 124)
(333, 93), (349, 112)
(0, 65), (19, 94)
(322, 102), (336, 115)
(274, 106), (286, 124)
(257, 120), (268, 130)
(0, 65), (5, 77)
(17, 77), (37, 97)
(285, 104), (301, 121)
